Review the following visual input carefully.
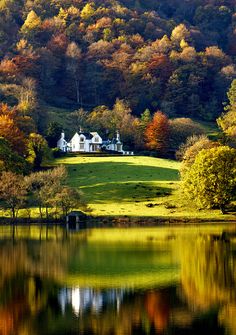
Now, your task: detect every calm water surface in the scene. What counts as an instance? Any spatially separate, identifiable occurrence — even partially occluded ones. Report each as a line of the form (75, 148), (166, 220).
(0, 225), (236, 335)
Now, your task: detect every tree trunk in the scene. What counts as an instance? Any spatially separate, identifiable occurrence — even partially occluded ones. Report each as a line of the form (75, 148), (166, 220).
(220, 204), (226, 214)
(39, 205), (43, 219)
(46, 207), (49, 221)
(75, 77), (80, 105)
(10, 207), (17, 226)
(12, 207), (16, 221)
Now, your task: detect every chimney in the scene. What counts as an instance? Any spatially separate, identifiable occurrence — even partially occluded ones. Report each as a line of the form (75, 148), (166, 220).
(116, 130), (120, 142)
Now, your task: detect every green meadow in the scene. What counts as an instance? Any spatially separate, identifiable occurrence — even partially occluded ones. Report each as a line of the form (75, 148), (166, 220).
(56, 155), (236, 220)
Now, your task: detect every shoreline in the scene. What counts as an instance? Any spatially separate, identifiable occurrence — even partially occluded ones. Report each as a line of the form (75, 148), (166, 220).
(0, 215), (235, 226)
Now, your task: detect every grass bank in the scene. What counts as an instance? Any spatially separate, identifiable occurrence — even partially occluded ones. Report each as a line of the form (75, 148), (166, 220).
(56, 155), (236, 221)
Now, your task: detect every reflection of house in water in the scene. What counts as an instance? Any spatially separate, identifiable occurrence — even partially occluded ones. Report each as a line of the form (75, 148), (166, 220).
(58, 287), (125, 316)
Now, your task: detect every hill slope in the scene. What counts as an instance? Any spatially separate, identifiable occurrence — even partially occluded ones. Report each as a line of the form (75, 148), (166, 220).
(56, 155), (235, 220)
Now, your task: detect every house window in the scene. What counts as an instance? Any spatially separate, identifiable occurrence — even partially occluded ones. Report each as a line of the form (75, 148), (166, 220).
(91, 144), (99, 151)
(80, 137), (84, 142)
(95, 137), (99, 143)
(80, 143), (84, 150)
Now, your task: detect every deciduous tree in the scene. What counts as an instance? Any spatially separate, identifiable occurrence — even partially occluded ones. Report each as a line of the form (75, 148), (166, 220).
(49, 186), (83, 217)
(145, 111), (170, 153)
(182, 146), (236, 213)
(27, 133), (49, 170)
(217, 79), (236, 139)
(0, 138), (29, 174)
(0, 172), (27, 219)
(0, 104), (26, 154)
(66, 42), (82, 104)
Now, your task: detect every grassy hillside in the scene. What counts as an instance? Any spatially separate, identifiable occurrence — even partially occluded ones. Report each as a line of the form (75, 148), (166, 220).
(56, 155), (235, 220)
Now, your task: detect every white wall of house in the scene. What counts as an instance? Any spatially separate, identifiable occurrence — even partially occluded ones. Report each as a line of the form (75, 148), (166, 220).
(68, 132), (103, 153)
(90, 132), (102, 152)
(70, 133), (80, 152)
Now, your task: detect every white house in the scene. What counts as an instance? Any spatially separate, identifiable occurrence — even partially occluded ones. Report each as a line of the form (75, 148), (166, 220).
(57, 130), (130, 154)
(68, 131), (103, 153)
(57, 132), (68, 152)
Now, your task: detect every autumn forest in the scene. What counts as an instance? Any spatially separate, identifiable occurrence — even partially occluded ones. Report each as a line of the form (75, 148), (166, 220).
(1, 0), (236, 123)
(0, 0), (236, 220)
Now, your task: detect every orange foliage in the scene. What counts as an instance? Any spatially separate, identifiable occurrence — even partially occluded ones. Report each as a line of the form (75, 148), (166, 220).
(0, 299), (29, 335)
(12, 54), (37, 74)
(0, 59), (18, 77)
(148, 55), (171, 74)
(47, 33), (68, 53)
(145, 290), (170, 332)
(0, 104), (26, 154)
(145, 111), (170, 152)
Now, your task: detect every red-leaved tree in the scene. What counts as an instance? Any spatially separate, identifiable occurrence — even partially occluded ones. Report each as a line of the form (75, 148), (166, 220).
(145, 111), (170, 153)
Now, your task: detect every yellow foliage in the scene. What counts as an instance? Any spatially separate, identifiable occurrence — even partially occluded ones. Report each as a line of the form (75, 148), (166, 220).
(21, 10), (41, 33)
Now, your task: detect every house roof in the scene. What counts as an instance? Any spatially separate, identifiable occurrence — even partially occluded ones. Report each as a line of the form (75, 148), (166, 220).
(79, 132), (93, 139)
(67, 211), (86, 216)
(90, 132), (100, 137)
(102, 140), (110, 145)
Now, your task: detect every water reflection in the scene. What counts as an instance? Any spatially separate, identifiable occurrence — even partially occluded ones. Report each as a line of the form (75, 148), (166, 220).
(180, 237), (236, 335)
(58, 288), (125, 316)
(0, 227), (235, 334)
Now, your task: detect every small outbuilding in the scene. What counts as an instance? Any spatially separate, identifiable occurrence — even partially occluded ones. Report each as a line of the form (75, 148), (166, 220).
(66, 211), (87, 230)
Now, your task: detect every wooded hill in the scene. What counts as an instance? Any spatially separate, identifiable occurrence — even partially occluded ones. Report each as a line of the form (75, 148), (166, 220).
(0, 0), (236, 134)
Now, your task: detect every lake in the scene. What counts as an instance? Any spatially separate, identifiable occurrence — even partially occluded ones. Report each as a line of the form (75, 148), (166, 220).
(0, 225), (236, 335)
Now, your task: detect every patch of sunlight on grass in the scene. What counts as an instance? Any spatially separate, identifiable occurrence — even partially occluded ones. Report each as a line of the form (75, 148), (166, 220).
(52, 155), (236, 220)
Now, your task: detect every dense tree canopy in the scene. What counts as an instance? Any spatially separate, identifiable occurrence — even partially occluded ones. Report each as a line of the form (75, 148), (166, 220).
(0, 0), (236, 166)
(0, 0), (235, 126)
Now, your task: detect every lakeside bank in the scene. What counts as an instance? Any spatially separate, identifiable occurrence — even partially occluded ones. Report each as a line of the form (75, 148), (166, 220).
(0, 214), (235, 226)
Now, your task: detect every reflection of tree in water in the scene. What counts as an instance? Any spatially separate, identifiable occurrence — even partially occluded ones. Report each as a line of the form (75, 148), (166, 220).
(180, 239), (236, 309)
(180, 238), (236, 334)
(0, 240), (70, 286)
(1, 232), (236, 335)
(0, 237), (75, 335)
(219, 304), (236, 335)
(145, 290), (170, 332)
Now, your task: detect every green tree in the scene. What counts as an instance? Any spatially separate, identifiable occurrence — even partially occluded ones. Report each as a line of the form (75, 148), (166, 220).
(0, 137), (29, 174)
(45, 122), (63, 148)
(27, 133), (49, 170)
(140, 109), (151, 129)
(217, 79), (236, 139)
(182, 146), (236, 213)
